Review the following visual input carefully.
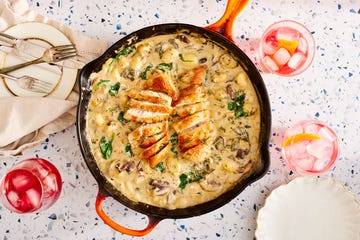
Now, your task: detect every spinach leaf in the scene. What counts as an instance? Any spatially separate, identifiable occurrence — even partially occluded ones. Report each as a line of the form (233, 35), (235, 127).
(154, 162), (165, 172)
(109, 82), (120, 96)
(117, 111), (125, 122)
(170, 133), (178, 155)
(178, 172), (203, 189)
(99, 134), (115, 160)
(156, 62), (173, 72)
(125, 143), (133, 157)
(93, 79), (110, 91)
(139, 64), (154, 80)
(108, 45), (136, 72)
(227, 93), (248, 118)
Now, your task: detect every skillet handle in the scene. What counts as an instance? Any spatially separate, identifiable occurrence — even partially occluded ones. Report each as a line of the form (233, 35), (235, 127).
(95, 188), (162, 236)
(205, 0), (250, 41)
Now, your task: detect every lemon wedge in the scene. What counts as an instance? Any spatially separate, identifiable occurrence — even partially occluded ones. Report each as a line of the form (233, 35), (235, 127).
(278, 39), (299, 55)
(282, 133), (321, 147)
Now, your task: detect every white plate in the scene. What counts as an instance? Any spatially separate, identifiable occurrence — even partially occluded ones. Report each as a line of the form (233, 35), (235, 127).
(255, 177), (360, 240)
(0, 22), (77, 99)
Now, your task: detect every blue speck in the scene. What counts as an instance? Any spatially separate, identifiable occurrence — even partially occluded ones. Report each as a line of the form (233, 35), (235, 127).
(315, 112), (320, 117)
(116, 24), (122, 30)
(349, 72), (353, 77)
(337, 4), (341, 10)
(180, 224), (185, 230)
(43, 145), (48, 150)
(154, 13), (160, 18)
(66, 162), (71, 167)
(350, 9), (356, 13)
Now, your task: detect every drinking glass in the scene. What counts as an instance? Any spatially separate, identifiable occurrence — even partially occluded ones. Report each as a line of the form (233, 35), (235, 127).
(0, 158), (62, 213)
(259, 20), (315, 76)
(282, 120), (339, 175)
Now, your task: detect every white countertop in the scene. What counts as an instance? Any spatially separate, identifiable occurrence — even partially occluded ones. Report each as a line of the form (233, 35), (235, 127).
(0, 0), (359, 239)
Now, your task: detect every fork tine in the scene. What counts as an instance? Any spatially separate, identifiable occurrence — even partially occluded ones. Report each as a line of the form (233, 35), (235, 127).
(31, 81), (54, 93)
(54, 52), (78, 61)
(53, 44), (76, 50)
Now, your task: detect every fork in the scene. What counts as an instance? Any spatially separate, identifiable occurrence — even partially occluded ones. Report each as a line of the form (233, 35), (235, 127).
(0, 73), (54, 93)
(0, 44), (76, 74)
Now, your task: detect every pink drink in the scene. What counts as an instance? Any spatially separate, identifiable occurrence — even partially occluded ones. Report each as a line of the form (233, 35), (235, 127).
(259, 20), (315, 76)
(0, 158), (62, 213)
(282, 120), (339, 175)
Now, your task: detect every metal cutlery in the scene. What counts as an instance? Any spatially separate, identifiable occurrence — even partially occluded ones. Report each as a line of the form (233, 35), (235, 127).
(0, 44), (77, 74)
(0, 73), (54, 93)
(0, 32), (85, 69)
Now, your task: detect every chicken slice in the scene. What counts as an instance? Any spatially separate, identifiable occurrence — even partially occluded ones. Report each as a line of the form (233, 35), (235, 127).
(128, 89), (172, 106)
(172, 110), (210, 133)
(140, 134), (169, 160)
(179, 85), (206, 98)
(128, 122), (168, 147)
(182, 143), (211, 162)
(124, 108), (169, 123)
(175, 101), (209, 118)
(129, 99), (173, 114)
(180, 65), (207, 85)
(178, 121), (214, 152)
(140, 131), (166, 148)
(174, 93), (208, 108)
(149, 144), (170, 168)
(144, 69), (178, 100)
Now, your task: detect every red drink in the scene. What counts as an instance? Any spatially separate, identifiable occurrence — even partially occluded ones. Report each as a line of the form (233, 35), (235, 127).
(282, 120), (339, 175)
(259, 20), (315, 76)
(0, 158), (62, 213)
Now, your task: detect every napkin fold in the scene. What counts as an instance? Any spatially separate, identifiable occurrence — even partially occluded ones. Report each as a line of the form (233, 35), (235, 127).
(0, 0), (109, 157)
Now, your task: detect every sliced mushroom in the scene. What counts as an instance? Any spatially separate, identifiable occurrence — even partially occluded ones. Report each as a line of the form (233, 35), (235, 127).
(149, 179), (171, 196)
(214, 136), (225, 151)
(117, 160), (136, 173)
(199, 176), (221, 192)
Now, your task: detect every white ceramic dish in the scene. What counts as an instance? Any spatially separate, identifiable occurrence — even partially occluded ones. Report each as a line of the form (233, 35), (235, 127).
(0, 22), (77, 99)
(255, 177), (360, 240)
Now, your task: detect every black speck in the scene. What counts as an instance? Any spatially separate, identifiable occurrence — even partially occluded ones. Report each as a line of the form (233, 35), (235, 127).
(289, 170), (294, 175)
(315, 112), (320, 117)
(48, 213), (57, 220)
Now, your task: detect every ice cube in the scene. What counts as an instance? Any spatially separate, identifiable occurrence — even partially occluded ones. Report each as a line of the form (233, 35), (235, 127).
(312, 157), (330, 171)
(288, 52), (306, 69)
(318, 127), (337, 142)
(285, 141), (309, 159)
(25, 188), (41, 208)
(43, 174), (58, 191)
(297, 37), (308, 54)
(6, 190), (20, 207)
(276, 27), (300, 41)
(262, 41), (278, 55)
(11, 174), (31, 192)
(263, 55), (279, 72)
(273, 48), (291, 66)
(306, 139), (333, 160)
(296, 156), (315, 171)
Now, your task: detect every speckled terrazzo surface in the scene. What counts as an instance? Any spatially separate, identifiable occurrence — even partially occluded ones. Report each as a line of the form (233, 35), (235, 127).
(0, 0), (359, 239)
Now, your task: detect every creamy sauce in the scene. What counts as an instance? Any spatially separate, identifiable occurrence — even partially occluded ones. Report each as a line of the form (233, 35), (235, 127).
(86, 32), (261, 209)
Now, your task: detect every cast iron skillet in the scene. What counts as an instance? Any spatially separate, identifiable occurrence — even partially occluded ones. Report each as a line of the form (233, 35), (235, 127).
(76, 0), (271, 236)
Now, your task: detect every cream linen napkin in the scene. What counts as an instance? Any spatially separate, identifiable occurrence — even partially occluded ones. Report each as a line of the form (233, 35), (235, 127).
(0, 0), (108, 157)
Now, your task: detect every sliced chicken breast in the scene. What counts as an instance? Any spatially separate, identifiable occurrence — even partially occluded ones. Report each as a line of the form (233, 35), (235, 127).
(144, 70), (178, 100)
(149, 144), (170, 168)
(172, 110), (210, 133)
(140, 131), (166, 148)
(175, 101), (209, 118)
(129, 99), (173, 114)
(124, 108), (169, 123)
(180, 65), (207, 85)
(178, 121), (214, 151)
(128, 89), (172, 106)
(128, 122), (168, 147)
(140, 134), (169, 160)
(182, 143), (211, 162)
